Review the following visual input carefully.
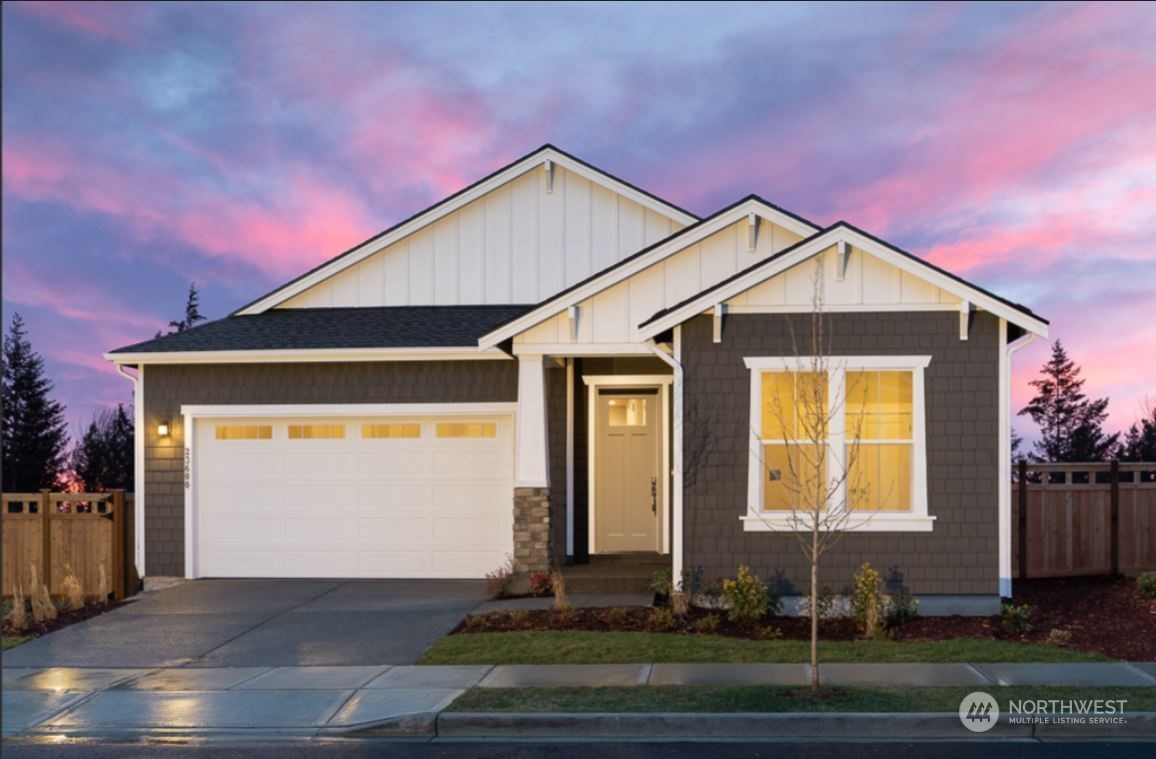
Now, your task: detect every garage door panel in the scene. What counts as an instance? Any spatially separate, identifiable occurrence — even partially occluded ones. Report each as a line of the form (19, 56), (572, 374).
(355, 518), (430, 543)
(196, 413), (512, 579)
(433, 451), (501, 480)
(357, 451), (433, 479)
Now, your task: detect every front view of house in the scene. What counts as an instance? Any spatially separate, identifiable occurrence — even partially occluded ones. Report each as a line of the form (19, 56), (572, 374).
(106, 145), (1047, 612)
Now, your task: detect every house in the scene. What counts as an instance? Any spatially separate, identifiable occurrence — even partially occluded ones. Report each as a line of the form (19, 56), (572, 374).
(105, 145), (1047, 613)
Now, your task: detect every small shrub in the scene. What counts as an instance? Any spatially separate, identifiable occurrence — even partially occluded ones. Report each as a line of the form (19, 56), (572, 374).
(851, 563), (886, 639)
(606, 606), (628, 626)
(1001, 602), (1032, 636)
(753, 624), (782, 640)
(9, 585), (28, 631)
(484, 556), (516, 598)
(886, 590), (920, 629)
(1138, 571), (1156, 599)
(650, 569), (673, 598)
(551, 564), (570, 611)
(679, 566), (705, 597)
(695, 612), (720, 634)
(95, 563), (109, 605)
(800, 585), (836, 620)
(649, 606), (676, 631)
(528, 572), (553, 597)
(461, 614), (487, 631)
(61, 565), (85, 611)
(510, 610), (530, 625)
(1046, 628), (1072, 647)
(670, 589), (690, 617)
(721, 565), (769, 625)
(554, 605), (576, 623)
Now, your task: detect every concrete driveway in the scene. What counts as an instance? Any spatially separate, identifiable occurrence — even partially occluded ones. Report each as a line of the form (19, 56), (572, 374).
(1, 579), (488, 669)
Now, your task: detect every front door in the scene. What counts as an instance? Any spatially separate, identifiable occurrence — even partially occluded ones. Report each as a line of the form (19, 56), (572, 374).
(595, 389), (660, 552)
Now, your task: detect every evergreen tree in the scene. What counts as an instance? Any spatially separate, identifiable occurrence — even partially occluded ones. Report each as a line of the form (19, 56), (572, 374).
(157, 283), (206, 337)
(2, 313), (69, 491)
(1018, 340), (1119, 462)
(71, 404), (134, 491)
(1118, 404), (1156, 462)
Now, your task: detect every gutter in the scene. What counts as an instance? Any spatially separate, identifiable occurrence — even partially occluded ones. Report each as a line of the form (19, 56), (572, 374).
(115, 364), (145, 578)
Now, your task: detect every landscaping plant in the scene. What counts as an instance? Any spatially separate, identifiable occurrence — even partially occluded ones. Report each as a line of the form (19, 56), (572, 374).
(528, 571), (553, 597)
(9, 585), (28, 631)
(649, 606), (677, 631)
(851, 563), (885, 639)
(484, 556), (515, 598)
(1001, 602), (1032, 636)
(721, 565), (771, 625)
(551, 562), (570, 611)
(886, 590), (919, 629)
(1138, 571), (1156, 600)
(61, 564), (85, 611)
(27, 566), (57, 623)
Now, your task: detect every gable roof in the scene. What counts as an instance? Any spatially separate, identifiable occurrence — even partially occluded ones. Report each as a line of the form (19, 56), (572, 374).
(477, 194), (822, 349)
(234, 145), (700, 316)
(105, 305), (531, 362)
(637, 221), (1049, 338)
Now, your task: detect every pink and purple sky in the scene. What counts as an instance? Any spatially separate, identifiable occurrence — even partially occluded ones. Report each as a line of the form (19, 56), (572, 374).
(2, 1), (1154, 446)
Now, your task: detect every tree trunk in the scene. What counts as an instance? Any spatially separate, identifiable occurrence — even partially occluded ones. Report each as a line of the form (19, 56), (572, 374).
(810, 532), (820, 693)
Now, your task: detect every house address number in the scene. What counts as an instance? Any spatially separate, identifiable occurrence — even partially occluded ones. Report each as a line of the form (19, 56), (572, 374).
(184, 447), (191, 489)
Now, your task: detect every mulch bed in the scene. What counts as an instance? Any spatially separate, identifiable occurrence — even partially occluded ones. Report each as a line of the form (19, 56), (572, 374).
(453, 576), (1156, 660)
(3, 600), (125, 640)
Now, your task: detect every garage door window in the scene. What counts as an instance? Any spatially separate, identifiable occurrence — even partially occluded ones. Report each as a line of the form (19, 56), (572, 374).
(436, 422), (497, 438)
(215, 425), (272, 440)
(288, 424), (345, 439)
(362, 423), (422, 439)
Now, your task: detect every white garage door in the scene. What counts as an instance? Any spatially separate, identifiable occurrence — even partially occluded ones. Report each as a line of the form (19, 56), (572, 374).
(193, 414), (514, 578)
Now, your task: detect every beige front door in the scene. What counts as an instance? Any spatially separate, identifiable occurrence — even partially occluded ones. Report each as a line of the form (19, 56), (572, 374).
(595, 390), (660, 552)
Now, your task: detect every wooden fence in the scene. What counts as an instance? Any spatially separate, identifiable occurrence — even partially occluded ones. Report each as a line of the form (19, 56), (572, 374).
(1014, 462), (1156, 579)
(2, 490), (136, 601)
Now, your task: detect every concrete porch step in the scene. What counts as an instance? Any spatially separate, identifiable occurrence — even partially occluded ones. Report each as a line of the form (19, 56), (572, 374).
(561, 554), (670, 594)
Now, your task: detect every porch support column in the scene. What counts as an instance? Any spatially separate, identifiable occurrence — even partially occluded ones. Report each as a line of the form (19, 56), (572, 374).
(515, 354), (549, 488)
(514, 353), (550, 574)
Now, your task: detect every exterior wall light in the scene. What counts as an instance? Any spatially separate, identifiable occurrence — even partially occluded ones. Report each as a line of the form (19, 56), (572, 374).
(157, 421), (171, 437)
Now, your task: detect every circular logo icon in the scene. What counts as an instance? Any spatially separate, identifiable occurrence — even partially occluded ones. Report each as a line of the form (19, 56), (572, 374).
(959, 691), (1000, 732)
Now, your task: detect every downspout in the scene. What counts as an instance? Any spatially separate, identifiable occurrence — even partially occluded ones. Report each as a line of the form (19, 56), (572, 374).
(1000, 329), (1036, 598)
(648, 326), (683, 587)
(116, 363), (145, 579)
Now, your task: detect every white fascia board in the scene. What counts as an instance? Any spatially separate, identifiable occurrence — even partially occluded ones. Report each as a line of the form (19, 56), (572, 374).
(511, 342), (654, 357)
(639, 227), (1049, 339)
(104, 346), (512, 365)
(238, 149), (697, 316)
(479, 198), (818, 350)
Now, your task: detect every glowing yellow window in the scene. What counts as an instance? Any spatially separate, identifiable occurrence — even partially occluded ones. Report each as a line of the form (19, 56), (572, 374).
(287, 424), (345, 440)
(762, 443), (826, 512)
(436, 422), (496, 439)
(361, 423), (421, 439)
(215, 425), (272, 440)
(761, 371), (827, 440)
(846, 371), (914, 512)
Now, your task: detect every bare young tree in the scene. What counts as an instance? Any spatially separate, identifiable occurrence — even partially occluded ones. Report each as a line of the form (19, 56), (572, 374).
(755, 260), (879, 692)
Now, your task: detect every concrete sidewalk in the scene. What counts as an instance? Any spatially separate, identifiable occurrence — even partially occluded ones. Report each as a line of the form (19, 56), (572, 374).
(4, 662), (1154, 740)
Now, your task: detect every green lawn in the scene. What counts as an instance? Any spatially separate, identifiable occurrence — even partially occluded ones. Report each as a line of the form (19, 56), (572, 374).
(1, 635), (32, 651)
(448, 685), (1156, 713)
(420, 631), (1109, 665)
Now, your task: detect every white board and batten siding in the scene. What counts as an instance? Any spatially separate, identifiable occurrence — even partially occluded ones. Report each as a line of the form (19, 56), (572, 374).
(193, 414), (514, 579)
(514, 216), (807, 348)
(727, 244), (963, 311)
(279, 164), (685, 309)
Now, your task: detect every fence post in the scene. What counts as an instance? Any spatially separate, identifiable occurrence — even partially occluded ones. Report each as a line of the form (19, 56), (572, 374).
(1109, 460), (1120, 577)
(1017, 460), (1028, 581)
(39, 489), (52, 593)
(112, 490), (125, 601)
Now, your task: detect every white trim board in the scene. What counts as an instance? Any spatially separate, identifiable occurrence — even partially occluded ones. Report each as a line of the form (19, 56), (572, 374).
(237, 147), (698, 316)
(106, 347), (512, 365)
(639, 225), (1049, 339)
(479, 197), (820, 350)
(180, 403), (517, 418)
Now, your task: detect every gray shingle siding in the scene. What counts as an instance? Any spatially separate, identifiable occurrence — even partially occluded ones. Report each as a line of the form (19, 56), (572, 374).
(142, 360), (517, 577)
(680, 311), (1000, 596)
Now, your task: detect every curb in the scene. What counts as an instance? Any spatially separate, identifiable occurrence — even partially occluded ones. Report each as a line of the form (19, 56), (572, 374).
(434, 712), (1156, 740)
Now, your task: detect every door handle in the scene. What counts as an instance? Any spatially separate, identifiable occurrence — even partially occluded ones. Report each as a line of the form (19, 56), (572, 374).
(651, 476), (657, 514)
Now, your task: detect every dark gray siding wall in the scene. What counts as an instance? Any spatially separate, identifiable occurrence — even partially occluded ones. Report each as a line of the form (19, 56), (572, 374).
(142, 360), (518, 577)
(681, 311), (1001, 596)
(546, 366), (568, 564)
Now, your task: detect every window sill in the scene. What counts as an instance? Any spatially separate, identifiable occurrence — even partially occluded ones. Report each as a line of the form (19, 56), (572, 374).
(740, 514), (936, 533)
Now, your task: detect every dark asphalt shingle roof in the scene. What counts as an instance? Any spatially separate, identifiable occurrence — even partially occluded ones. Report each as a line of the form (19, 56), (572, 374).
(108, 305), (534, 355)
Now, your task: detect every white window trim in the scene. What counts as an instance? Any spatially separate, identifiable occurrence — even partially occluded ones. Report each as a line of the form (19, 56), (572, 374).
(741, 355), (934, 533)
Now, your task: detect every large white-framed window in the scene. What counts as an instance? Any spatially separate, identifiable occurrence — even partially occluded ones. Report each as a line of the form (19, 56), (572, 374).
(741, 355), (934, 532)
